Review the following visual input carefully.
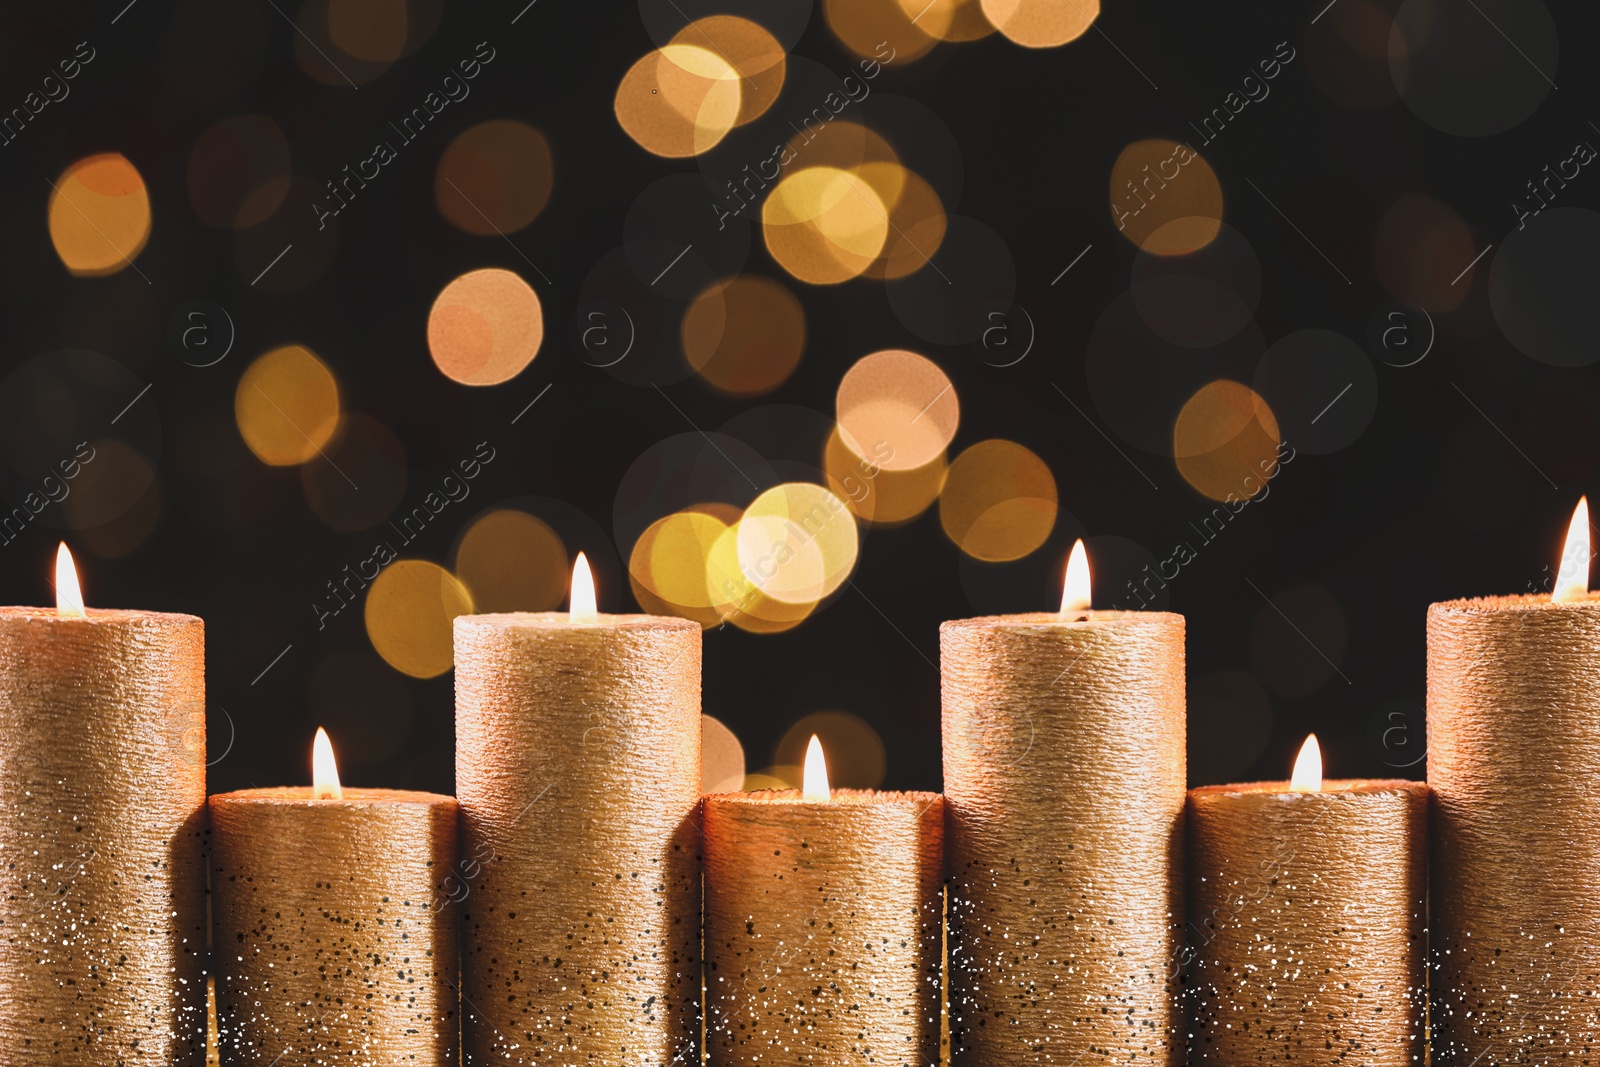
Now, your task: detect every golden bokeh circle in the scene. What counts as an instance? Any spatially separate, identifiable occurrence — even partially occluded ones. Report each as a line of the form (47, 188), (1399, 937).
(614, 45), (742, 158)
(427, 268), (544, 386)
(1173, 380), (1281, 502)
(681, 276), (806, 396)
(234, 345), (342, 466)
(762, 166), (890, 285)
(738, 483), (859, 605)
(1109, 139), (1223, 256)
(453, 509), (569, 613)
(703, 714), (748, 793)
(861, 167), (948, 280)
(836, 348), (959, 470)
(630, 510), (728, 628)
(670, 16), (786, 126)
(981, 0), (1098, 47)
(364, 559), (475, 679)
(824, 0), (940, 63)
(48, 153), (152, 277)
(706, 521), (816, 633)
(823, 426), (948, 526)
(435, 120), (553, 237)
(939, 439), (1058, 561)
(895, 0), (997, 41)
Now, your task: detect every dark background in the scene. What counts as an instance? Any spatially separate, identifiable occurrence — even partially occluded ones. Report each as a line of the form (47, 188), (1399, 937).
(0, 0), (1595, 796)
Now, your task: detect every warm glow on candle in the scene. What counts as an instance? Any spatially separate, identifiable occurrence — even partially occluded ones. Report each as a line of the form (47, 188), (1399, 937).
(1553, 497), (1591, 603)
(1289, 734), (1323, 793)
(569, 552), (598, 623)
(55, 542), (85, 618)
(1059, 539), (1091, 615)
(312, 727), (343, 800)
(802, 734), (831, 802)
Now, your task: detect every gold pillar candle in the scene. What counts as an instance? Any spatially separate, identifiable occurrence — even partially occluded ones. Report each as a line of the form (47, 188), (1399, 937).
(703, 738), (944, 1065)
(1428, 498), (1600, 1061)
(0, 545), (207, 1064)
(210, 729), (458, 1065)
(454, 555), (702, 1065)
(1187, 736), (1428, 1065)
(941, 541), (1185, 1064)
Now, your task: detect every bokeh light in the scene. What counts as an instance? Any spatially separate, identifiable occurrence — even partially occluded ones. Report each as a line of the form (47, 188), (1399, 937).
(301, 413), (408, 531)
(836, 349), (959, 470)
(703, 714), (747, 793)
(186, 115), (291, 228)
(897, 0), (996, 41)
(235, 345), (342, 466)
(453, 509), (569, 612)
(762, 166), (890, 284)
(435, 120), (553, 236)
(427, 268), (544, 386)
(775, 710), (886, 790)
(823, 0), (940, 63)
(629, 510), (727, 628)
(981, 0), (1098, 47)
(738, 482), (859, 604)
(939, 439), (1058, 561)
(863, 168), (948, 279)
(48, 154), (152, 277)
(327, 0), (407, 62)
(364, 559), (474, 678)
(1109, 139), (1223, 256)
(670, 16), (786, 125)
(706, 520), (816, 633)
(614, 45), (742, 158)
(1173, 380), (1281, 502)
(680, 276), (806, 395)
(823, 426), (947, 526)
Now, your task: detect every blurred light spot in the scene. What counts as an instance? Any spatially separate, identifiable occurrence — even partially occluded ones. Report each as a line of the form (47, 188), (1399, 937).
(706, 521), (816, 633)
(235, 345), (342, 466)
(776, 710), (886, 790)
(744, 765), (802, 790)
(310, 651), (415, 767)
(823, 426), (947, 526)
(897, 0), (997, 41)
(1374, 192), (1475, 311)
(702, 714), (748, 793)
(681, 276), (805, 396)
(863, 168), (948, 279)
(301, 413), (407, 531)
(824, 0), (939, 62)
(1188, 670), (1274, 783)
(763, 166), (889, 285)
(671, 16), (786, 126)
(836, 349), (958, 470)
(738, 483), (859, 604)
(939, 439), (1057, 561)
(436, 120), (553, 237)
(1248, 584), (1349, 699)
(453, 509), (568, 612)
(48, 154), (151, 277)
(364, 559), (474, 678)
(69, 442), (161, 555)
(427, 268), (543, 386)
(1109, 140), (1222, 256)
(1173, 380), (1280, 502)
(614, 45), (742, 158)
(187, 115), (291, 228)
(783, 121), (902, 177)
(981, 0), (1097, 47)
(630, 510), (726, 628)
(327, 0), (407, 62)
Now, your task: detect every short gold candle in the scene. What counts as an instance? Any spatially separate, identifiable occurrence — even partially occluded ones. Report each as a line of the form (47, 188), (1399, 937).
(209, 783), (459, 1064)
(1187, 752), (1427, 1065)
(942, 603), (1186, 1065)
(455, 601), (701, 1064)
(0, 596), (207, 1063)
(703, 783), (943, 1065)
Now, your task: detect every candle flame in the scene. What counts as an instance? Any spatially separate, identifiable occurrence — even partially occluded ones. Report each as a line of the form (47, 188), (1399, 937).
(1059, 539), (1091, 615)
(802, 734), (831, 802)
(1289, 734), (1322, 793)
(1553, 497), (1591, 603)
(569, 552), (598, 623)
(312, 727), (343, 800)
(55, 543), (85, 618)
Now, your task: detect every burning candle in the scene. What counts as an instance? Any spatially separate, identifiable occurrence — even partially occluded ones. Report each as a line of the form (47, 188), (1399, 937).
(1187, 735), (1428, 1064)
(702, 736), (944, 1065)
(454, 554), (702, 1064)
(209, 729), (459, 1064)
(942, 540), (1186, 1064)
(1429, 497), (1600, 1061)
(0, 544), (207, 1063)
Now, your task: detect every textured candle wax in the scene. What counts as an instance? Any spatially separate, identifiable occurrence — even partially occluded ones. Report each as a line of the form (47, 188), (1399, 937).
(455, 612), (702, 1065)
(209, 788), (459, 1065)
(1428, 592), (1600, 1062)
(942, 611), (1186, 1065)
(0, 607), (207, 1065)
(1187, 779), (1428, 1065)
(703, 790), (943, 1066)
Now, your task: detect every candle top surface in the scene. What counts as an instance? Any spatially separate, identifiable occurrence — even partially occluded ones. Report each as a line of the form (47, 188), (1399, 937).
(0, 605), (201, 624)
(1190, 778), (1426, 800)
(942, 609), (1183, 631)
(456, 610), (698, 632)
(707, 787), (942, 808)
(210, 786), (456, 807)
(1430, 590), (1600, 615)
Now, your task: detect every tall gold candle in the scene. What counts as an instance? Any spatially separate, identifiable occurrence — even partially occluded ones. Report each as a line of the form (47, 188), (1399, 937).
(1428, 498), (1600, 1061)
(1187, 735), (1428, 1065)
(210, 729), (459, 1065)
(454, 555), (702, 1065)
(0, 545), (206, 1063)
(704, 737), (943, 1065)
(942, 541), (1185, 1064)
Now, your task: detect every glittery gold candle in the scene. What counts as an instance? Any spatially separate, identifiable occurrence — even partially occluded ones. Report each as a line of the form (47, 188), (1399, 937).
(1187, 735), (1428, 1065)
(454, 555), (701, 1065)
(0, 545), (207, 1064)
(1428, 498), (1600, 1062)
(941, 541), (1185, 1065)
(704, 737), (943, 1066)
(209, 729), (458, 1065)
